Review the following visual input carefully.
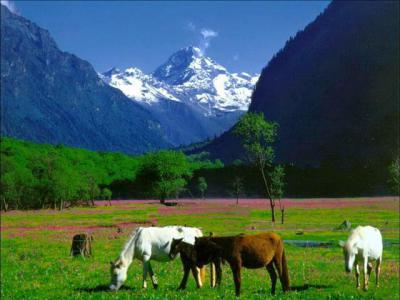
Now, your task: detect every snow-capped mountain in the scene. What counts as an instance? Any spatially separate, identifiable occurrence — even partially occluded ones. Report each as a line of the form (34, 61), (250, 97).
(153, 46), (258, 115)
(101, 46), (259, 146)
(100, 67), (180, 104)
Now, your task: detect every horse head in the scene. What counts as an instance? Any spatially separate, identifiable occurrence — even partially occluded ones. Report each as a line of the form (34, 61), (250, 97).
(109, 258), (128, 291)
(339, 240), (358, 273)
(169, 238), (184, 259)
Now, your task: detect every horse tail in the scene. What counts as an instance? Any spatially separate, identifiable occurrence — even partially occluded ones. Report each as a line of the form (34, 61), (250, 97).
(280, 247), (290, 292)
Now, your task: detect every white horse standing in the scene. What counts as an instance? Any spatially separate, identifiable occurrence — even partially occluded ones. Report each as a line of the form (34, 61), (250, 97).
(339, 225), (383, 290)
(109, 226), (204, 291)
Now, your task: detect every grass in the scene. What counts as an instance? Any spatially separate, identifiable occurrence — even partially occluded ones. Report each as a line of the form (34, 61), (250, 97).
(1, 197), (399, 299)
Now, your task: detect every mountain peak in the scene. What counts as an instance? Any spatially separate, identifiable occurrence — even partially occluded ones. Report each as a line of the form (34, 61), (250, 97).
(103, 67), (120, 77)
(181, 46), (202, 57)
(101, 45), (258, 117)
(153, 45), (226, 85)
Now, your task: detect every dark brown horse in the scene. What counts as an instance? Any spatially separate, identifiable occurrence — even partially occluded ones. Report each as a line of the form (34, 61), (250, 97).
(194, 232), (290, 296)
(169, 238), (218, 289)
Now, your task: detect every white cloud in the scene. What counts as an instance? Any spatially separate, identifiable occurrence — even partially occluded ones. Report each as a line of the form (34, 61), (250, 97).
(1, 0), (17, 13)
(184, 24), (219, 56)
(200, 29), (218, 39)
(199, 28), (219, 55)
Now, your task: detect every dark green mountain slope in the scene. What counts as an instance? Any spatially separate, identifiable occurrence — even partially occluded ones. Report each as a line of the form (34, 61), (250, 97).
(199, 0), (399, 172)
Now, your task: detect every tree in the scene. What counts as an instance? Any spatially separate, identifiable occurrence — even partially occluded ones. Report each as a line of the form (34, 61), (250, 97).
(0, 137), (143, 210)
(234, 112), (280, 222)
(0, 155), (35, 211)
(197, 177), (208, 199)
(101, 188), (113, 206)
(270, 165), (285, 224)
(52, 162), (81, 210)
(135, 151), (192, 204)
(231, 176), (244, 205)
(388, 158), (400, 195)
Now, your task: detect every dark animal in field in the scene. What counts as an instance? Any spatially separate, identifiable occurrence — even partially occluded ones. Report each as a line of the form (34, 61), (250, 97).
(169, 238), (221, 289)
(70, 233), (93, 257)
(194, 232), (290, 296)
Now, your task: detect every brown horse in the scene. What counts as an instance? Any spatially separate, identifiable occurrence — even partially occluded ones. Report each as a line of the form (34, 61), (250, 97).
(194, 232), (290, 296)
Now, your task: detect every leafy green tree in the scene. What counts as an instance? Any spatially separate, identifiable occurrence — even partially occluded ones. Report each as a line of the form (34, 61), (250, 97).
(270, 165), (286, 224)
(30, 151), (58, 209)
(0, 155), (35, 210)
(52, 161), (82, 210)
(135, 150), (192, 203)
(101, 188), (113, 206)
(197, 177), (208, 199)
(234, 112), (280, 222)
(388, 158), (400, 195)
(78, 160), (102, 206)
(187, 152), (224, 170)
(0, 138), (219, 209)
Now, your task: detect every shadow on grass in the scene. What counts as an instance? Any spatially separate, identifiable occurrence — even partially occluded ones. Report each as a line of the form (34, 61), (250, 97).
(290, 284), (333, 291)
(255, 284), (332, 294)
(75, 284), (132, 292)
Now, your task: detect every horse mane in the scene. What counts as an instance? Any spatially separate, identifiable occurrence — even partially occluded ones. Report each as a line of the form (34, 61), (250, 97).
(119, 227), (141, 262)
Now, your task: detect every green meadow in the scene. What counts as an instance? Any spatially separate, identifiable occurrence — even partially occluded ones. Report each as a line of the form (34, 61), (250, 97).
(1, 197), (399, 300)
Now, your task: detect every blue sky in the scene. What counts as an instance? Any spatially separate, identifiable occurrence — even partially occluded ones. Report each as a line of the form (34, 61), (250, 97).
(7, 1), (330, 74)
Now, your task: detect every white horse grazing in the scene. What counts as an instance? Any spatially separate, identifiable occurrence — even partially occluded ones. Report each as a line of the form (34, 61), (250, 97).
(109, 226), (204, 291)
(339, 225), (383, 290)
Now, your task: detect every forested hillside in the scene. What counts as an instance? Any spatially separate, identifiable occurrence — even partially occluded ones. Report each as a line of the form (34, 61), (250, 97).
(199, 1), (399, 171)
(0, 138), (223, 210)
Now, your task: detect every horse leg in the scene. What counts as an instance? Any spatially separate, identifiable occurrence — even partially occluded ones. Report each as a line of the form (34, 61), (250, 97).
(191, 266), (203, 288)
(199, 266), (206, 287)
(355, 263), (360, 289)
(148, 262), (158, 289)
(142, 256), (150, 289)
(273, 253), (286, 291)
(375, 257), (382, 287)
(80, 246), (85, 260)
(363, 257), (369, 291)
(178, 263), (191, 290)
(367, 262), (373, 284)
(210, 262), (216, 288)
(229, 260), (242, 296)
(266, 263), (277, 295)
(215, 259), (223, 287)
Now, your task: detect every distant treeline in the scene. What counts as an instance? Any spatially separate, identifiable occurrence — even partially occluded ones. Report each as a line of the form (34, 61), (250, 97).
(0, 138), (223, 210)
(188, 163), (395, 199)
(1, 138), (396, 211)
(111, 159), (396, 199)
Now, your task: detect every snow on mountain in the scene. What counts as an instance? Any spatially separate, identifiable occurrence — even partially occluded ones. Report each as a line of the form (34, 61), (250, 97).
(101, 67), (179, 104)
(101, 46), (258, 115)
